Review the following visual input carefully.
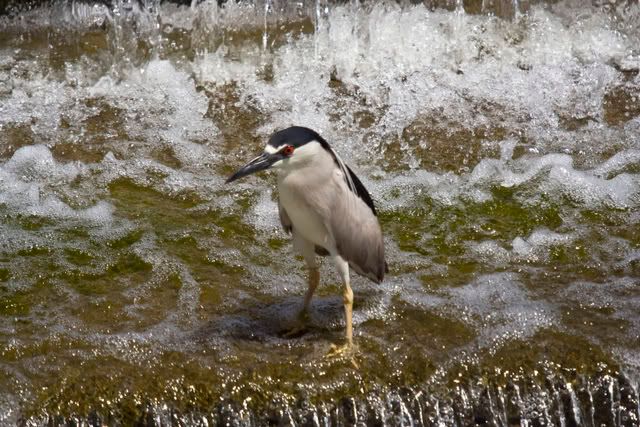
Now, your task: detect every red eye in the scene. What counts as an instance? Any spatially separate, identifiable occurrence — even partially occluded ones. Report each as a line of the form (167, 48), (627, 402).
(282, 145), (294, 156)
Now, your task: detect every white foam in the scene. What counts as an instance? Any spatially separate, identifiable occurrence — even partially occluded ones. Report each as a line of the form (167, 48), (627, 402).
(470, 228), (576, 265)
(594, 149), (640, 178)
(470, 154), (575, 188)
(177, 1), (640, 226)
(372, 170), (464, 208)
(0, 145), (115, 226)
(266, 4), (620, 145)
(547, 164), (638, 209)
(469, 240), (514, 267)
(447, 273), (556, 342)
(4, 145), (80, 181)
(363, 147), (640, 215)
(90, 59), (219, 172)
(511, 229), (574, 261)
(249, 187), (281, 233)
(98, 149), (221, 202)
(0, 76), (70, 136)
(2, 1), (637, 215)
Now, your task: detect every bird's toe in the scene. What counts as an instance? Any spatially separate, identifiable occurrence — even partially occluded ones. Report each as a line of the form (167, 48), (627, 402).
(280, 310), (311, 338)
(325, 342), (359, 368)
(281, 323), (308, 338)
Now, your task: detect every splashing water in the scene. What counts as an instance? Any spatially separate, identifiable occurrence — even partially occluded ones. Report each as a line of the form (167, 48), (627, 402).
(0, 0), (639, 424)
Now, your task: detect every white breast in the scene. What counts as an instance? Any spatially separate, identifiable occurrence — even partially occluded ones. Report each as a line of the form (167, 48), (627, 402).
(278, 179), (333, 250)
(276, 144), (338, 251)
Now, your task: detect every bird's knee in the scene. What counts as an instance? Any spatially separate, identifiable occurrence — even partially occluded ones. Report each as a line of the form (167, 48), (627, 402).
(343, 286), (353, 305)
(305, 256), (319, 269)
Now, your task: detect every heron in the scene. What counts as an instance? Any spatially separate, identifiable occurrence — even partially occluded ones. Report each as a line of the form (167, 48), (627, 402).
(226, 126), (386, 354)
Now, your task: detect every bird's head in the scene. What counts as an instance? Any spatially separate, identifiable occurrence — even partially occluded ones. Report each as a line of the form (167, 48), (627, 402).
(226, 126), (326, 183)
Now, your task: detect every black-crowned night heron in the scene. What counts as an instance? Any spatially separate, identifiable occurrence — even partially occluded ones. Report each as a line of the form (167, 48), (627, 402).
(227, 126), (386, 353)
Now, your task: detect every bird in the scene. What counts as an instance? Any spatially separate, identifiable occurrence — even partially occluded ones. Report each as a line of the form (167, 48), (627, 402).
(226, 126), (386, 354)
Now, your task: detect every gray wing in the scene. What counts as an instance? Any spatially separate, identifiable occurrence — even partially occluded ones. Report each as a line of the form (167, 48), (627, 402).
(327, 169), (386, 283)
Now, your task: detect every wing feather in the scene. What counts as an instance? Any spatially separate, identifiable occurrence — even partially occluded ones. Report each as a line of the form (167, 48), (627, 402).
(345, 165), (377, 216)
(327, 145), (356, 194)
(327, 169), (386, 283)
(326, 146), (380, 217)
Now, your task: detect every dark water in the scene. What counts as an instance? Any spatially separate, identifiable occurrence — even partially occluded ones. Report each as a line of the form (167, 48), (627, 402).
(0, 0), (639, 425)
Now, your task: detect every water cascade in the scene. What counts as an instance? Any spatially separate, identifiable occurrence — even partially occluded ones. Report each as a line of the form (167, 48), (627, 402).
(0, 0), (639, 424)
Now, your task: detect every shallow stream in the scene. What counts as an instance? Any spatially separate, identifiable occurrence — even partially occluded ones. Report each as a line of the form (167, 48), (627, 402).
(0, 0), (639, 425)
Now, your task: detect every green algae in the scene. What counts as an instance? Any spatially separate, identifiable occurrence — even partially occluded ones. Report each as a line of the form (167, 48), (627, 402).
(0, 2), (639, 424)
(0, 290), (31, 316)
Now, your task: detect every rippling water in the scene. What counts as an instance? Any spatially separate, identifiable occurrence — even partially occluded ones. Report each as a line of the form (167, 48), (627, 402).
(0, 0), (639, 425)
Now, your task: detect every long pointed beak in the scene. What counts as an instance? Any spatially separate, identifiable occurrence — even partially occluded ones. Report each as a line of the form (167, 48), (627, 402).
(226, 152), (281, 183)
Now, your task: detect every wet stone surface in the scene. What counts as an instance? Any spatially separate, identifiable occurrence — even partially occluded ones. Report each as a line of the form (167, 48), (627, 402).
(0, 0), (640, 425)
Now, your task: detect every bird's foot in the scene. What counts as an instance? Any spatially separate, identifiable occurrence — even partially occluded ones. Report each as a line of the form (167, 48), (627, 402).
(282, 323), (308, 338)
(325, 342), (359, 368)
(281, 311), (310, 338)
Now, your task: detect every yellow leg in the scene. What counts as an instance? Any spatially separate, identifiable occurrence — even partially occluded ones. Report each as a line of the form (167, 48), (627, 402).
(326, 256), (358, 367)
(283, 267), (319, 338)
(343, 282), (353, 346)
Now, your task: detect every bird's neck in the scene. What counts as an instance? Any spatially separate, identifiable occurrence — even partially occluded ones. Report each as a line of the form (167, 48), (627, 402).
(277, 153), (334, 187)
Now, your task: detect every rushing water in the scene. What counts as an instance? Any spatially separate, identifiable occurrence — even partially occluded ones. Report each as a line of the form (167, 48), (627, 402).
(0, 0), (639, 425)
